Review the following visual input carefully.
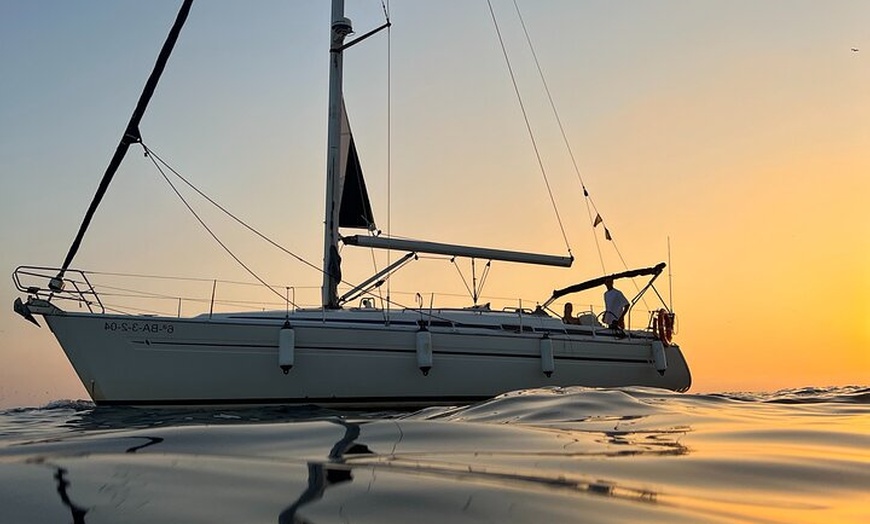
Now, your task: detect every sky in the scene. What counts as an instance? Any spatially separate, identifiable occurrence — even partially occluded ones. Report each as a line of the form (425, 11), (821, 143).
(1, 0), (868, 408)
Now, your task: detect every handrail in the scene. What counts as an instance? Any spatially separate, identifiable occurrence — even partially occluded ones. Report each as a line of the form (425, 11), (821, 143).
(13, 265), (104, 313)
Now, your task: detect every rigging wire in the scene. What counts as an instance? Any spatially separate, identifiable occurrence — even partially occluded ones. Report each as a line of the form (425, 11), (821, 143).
(83, 269), (321, 289)
(485, 0), (572, 257)
(510, 1), (635, 273)
(366, 235), (385, 309)
(478, 260), (492, 300)
(84, 279), (311, 306)
(140, 142), (463, 319)
(351, 0), (392, 316)
(448, 257), (494, 304)
(58, 274), (306, 316)
(510, 1), (649, 307)
(385, 0), (393, 317)
(142, 144), (297, 308)
(142, 144), (323, 277)
(450, 258), (474, 303)
(510, 0), (604, 274)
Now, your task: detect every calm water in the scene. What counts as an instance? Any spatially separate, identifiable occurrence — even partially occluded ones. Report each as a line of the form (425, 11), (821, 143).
(0, 386), (867, 523)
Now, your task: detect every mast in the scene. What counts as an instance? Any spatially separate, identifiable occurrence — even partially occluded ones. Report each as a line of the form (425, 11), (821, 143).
(322, 0), (353, 309)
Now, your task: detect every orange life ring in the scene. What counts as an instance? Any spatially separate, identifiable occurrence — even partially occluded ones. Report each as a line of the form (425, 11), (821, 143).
(655, 309), (674, 345)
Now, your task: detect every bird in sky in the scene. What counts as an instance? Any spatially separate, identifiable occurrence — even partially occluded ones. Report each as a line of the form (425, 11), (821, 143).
(851, 47), (859, 52)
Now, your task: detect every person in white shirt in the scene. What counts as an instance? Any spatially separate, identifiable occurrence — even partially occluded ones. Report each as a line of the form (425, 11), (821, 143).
(603, 277), (629, 329)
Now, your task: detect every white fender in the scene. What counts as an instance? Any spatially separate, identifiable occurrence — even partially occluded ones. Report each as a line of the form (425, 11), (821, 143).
(416, 329), (433, 376)
(278, 324), (295, 374)
(540, 336), (554, 377)
(651, 340), (668, 376)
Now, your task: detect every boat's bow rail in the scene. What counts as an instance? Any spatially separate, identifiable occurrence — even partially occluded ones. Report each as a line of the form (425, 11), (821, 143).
(13, 265), (104, 313)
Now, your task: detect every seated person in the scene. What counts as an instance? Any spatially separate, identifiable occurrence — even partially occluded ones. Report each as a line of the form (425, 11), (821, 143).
(562, 302), (581, 324)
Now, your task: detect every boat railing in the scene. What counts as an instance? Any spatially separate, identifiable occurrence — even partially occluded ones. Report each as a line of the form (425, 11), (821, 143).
(13, 265), (319, 318)
(13, 265), (105, 313)
(12, 268), (675, 337)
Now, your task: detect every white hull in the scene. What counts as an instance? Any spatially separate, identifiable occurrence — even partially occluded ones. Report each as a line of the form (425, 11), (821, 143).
(32, 302), (691, 407)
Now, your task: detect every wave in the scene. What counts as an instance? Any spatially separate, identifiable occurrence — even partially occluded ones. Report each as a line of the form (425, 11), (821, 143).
(711, 385), (870, 404)
(402, 385), (869, 425)
(0, 399), (95, 416)
(2, 385), (866, 428)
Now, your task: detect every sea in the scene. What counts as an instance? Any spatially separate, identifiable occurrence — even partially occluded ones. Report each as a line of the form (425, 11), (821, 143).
(0, 386), (867, 523)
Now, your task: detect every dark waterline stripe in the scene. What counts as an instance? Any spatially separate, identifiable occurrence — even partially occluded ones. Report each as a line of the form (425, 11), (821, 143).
(131, 340), (649, 364)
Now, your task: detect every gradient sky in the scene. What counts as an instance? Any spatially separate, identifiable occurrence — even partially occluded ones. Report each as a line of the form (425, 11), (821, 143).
(1, 1), (868, 408)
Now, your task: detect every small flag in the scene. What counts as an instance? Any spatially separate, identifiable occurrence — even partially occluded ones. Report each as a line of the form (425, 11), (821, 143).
(593, 214), (603, 227)
(605, 228), (612, 241)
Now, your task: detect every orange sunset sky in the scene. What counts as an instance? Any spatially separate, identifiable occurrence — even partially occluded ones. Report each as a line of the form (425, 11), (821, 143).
(1, 1), (867, 407)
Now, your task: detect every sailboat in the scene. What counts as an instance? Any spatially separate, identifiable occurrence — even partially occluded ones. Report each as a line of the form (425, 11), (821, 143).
(13, 0), (690, 407)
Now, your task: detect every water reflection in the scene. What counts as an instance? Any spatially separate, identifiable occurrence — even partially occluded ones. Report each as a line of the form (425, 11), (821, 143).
(277, 415), (672, 521)
(598, 426), (690, 457)
(12, 397), (692, 522)
(64, 404), (355, 431)
(53, 467), (88, 524)
(280, 418), (373, 523)
(125, 436), (164, 453)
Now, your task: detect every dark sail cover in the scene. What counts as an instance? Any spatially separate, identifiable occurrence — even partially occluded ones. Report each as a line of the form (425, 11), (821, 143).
(56, 0), (193, 279)
(338, 101), (376, 230)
